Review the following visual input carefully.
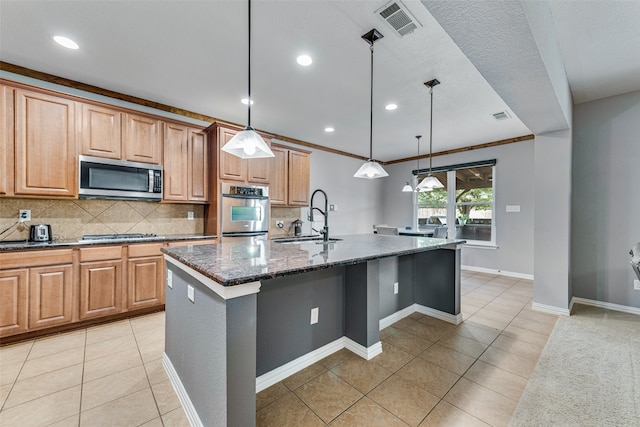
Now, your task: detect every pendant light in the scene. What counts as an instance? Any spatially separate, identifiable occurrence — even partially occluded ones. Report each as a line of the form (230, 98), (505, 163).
(416, 79), (444, 190)
(221, 0), (274, 159)
(402, 135), (422, 192)
(354, 29), (388, 179)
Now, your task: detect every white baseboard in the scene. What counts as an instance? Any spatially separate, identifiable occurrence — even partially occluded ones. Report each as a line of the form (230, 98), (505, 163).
(531, 301), (571, 316)
(256, 338), (344, 393)
(462, 265), (534, 280)
(163, 353), (203, 427)
(415, 304), (463, 324)
(344, 337), (382, 360)
(571, 297), (640, 316)
(379, 305), (415, 330)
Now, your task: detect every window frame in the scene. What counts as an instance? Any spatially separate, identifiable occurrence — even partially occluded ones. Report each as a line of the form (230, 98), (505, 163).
(413, 160), (496, 247)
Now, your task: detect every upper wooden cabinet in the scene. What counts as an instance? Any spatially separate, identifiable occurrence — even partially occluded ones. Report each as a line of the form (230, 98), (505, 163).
(123, 112), (162, 164)
(14, 88), (77, 198)
(0, 84), (14, 196)
(215, 124), (271, 184)
(270, 144), (311, 206)
(80, 103), (122, 159)
(163, 122), (208, 202)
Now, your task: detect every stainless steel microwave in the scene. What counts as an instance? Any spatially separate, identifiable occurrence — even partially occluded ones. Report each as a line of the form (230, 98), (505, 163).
(79, 155), (162, 201)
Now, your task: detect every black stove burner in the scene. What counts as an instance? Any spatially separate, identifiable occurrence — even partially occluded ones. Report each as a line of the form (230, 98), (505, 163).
(82, 233), (157, 241)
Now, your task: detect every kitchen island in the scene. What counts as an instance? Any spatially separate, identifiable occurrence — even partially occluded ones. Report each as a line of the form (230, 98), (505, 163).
(161, 234), (464, 427)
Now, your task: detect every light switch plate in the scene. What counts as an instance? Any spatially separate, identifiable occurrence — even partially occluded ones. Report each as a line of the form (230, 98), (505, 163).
(187, 211), (194, 220)
(310, 307), (319, 324)
(393, 282), (399, 294)
(506, 205), (521, 212)
(187, 285), (195, 303)
(167, 270), (173, 289)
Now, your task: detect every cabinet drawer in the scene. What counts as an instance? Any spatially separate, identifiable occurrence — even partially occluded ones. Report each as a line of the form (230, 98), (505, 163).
(0, 249), (74, 269)
(128, 243), (164, 258)
(79, 245), (123, 262)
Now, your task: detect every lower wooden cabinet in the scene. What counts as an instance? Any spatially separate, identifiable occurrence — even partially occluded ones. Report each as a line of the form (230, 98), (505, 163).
(28, 264), (74, 330)
(79, 246), (124, 320)
(127, 243), (164, 310)
(0, 268), (28, 337)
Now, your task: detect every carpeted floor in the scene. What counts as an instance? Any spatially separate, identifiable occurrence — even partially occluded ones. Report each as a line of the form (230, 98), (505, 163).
(510, 304), (640, 426)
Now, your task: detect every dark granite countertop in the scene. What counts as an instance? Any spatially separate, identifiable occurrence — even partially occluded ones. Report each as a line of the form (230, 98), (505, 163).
(0, 234), (217, 252)
(162, 234), (465, 286)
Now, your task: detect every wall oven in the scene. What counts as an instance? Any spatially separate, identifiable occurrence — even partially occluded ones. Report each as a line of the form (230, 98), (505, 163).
(79, 155), (162, 201)
(220, 183), (269, 241)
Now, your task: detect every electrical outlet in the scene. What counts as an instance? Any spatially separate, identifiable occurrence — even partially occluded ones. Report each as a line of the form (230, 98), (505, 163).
(276, 220), (284, 228)
(634, 280), (640, 290)
(19, 209), (31, 222)
(310, 307), (319, 325)
(187, 285), (195, 303)
(187, 211), (194, 220)
(393, 282), (399, 295)
(167, 270), (173, 289)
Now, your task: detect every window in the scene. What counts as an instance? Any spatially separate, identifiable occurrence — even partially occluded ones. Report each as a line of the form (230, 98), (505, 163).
(415, 161), (496, 245)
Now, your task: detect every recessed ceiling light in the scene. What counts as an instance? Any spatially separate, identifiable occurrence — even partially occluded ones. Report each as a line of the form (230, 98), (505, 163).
(53, 36), (79, 50)
(324, 127), (334, 133)
(296, 55), (312, 66)
(385, 103), (398, 111)
(241, 98), (254, 105)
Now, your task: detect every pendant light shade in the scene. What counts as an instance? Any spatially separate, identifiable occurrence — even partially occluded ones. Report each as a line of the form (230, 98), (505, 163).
(221, 0), (274, 159)
(402, 182), (413, 192)
(416, 79), (444, 190)
(354, 160), (389, 179)
(221, 127), (273, 159)
(354, 29), (388, 180)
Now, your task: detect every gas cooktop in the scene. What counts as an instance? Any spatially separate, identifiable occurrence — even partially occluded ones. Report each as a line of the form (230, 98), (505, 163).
(82, 233), (157, 241)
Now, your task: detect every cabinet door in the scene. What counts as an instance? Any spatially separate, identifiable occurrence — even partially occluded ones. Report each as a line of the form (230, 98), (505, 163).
(269, 146), (288, 205)
(29, 264), (73, 330)
(127, 256), (164, 310)
(288, 150), (311, 206)
(123, 112), (162, 164)
(80, 260), (123, 319)
(188, 128), (208, 201)
(14, 89), (77, 197)
(80, 103), (122, 159)
(218, 126), (247, 182)
(0, 268), (28, 337)
(0, 84), (14, 196)
(163, 122), (189, 201)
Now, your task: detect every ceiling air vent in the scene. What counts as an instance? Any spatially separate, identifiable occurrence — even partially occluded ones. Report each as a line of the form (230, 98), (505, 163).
(376, 1), (421, 37)
(492, 111), (512, 121)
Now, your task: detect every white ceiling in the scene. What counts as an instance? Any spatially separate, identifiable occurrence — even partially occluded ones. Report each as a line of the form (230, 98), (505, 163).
(1, 1), (638, 162)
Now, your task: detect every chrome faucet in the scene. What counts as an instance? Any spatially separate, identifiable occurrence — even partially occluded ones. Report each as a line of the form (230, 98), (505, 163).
(309, 189), (329, 242)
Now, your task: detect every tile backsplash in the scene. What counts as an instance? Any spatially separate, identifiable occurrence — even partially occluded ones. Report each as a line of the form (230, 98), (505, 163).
(0, 198), (204, 241)
(270, 206), (306, 238)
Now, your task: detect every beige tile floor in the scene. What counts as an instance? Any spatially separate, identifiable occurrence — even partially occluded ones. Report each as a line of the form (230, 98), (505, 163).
(0, 271), (558, 426)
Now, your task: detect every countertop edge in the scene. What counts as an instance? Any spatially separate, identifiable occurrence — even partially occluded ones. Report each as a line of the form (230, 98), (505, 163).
(0, 234), (217, 251)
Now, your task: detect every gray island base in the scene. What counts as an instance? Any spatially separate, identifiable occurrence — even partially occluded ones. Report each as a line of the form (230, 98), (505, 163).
(161, 234), (464, 427)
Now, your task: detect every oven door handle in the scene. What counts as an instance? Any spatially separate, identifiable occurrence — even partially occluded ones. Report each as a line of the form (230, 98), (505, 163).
(222, 194), (269, 200)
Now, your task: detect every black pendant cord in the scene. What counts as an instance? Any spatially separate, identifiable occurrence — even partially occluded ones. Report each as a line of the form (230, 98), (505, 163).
(428, 85), (433, 175)
(416, 135), (422, 170)
(247, 0), (252, 129)
(369, 44), (374, 161)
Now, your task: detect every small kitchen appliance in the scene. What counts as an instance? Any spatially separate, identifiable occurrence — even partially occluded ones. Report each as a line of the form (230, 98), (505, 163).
(293, 219), (303, 237)
(29, 224), (52, 242)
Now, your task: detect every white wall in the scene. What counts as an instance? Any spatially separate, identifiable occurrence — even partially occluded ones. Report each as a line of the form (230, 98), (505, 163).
(571, 90), (640, 309)
(381, 140), (535, 276)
